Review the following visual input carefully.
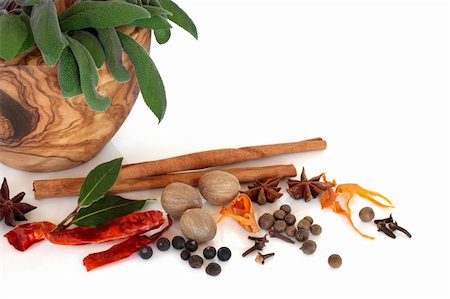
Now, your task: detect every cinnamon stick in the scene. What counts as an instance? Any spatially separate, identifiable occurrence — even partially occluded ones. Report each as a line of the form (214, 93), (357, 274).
(117, 138), (326, 181)
(33, 165), (297, 199)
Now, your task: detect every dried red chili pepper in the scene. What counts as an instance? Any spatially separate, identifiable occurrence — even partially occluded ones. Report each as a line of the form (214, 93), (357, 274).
(4, 221), (56, 251)
(47, 211), (165, 245)
(83, 215), (173, 271)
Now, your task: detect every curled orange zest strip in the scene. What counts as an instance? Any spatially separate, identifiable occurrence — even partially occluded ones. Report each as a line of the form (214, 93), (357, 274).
(336, 184), (394, 211)
(218, 193), (259, 233)
(332, 201), (375, 240)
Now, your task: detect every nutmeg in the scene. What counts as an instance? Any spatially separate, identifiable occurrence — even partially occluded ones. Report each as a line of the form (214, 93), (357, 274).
(161, 182), (202, 219)
(180, 208), (217, 244)
(198, 171), (240, 206)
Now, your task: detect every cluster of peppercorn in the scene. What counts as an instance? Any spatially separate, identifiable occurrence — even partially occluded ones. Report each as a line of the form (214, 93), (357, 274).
(255, 203), (342, 268)
(139, 235), (231, 276)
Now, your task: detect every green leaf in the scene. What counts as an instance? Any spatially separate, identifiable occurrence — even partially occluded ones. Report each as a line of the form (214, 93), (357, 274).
(132, 14), (172, 30)
(31, 1), (68, 66)
(67, 35), (111, 111)
(71, 31), (105, 68)
(154, 29), (171, 44)
(17, 14), (35, 55)
(118, 31), (166, 122)
(58, 46), (82, 98)
(142, 5), (172, 17)
(159, 0), (197, 39)
(77, 158), (123, 207)
(73, 195), (147, 227)
(59, 1), (150, 32)
(15, 0), (44, 6)
(0, 14), (27, 61)
(97, 28), (130, 83)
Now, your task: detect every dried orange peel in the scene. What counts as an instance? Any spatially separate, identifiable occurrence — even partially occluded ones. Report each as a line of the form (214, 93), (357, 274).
(217, 193), (259, 233)
(320, 175), (394, 240)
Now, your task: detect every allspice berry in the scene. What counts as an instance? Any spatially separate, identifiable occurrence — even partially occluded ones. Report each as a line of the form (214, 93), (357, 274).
(310, 224), (322, 236)
(273, 209), (286, 221)
(303, 216), (314, 224)
(359, 207), (375, 222)
(180, 208), (217, 244)
(297, 219), (311, 231)
(295, 228), (309, 242)
(286, 225), (297, 237)
(300, 240), (317, 255)
(280, 204), (291, 214)
(161, 182), (203, 219)
(284, 214), (296, 226)
(198, 171), (240, 206)
(328, 254), (342, 268)
(273, 220), (287, 233)
(258, 213), (275, 230)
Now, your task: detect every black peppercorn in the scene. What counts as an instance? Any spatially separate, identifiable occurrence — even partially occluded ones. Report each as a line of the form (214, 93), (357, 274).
(297, 218), (311, 230)
(171, 236), (185, 250)
(273, 209), (287, 220)
(300, 240), (317, 255)
(156, 237), (170, 251)
(217, 247), (232, 261)
(328, 254), (342, 268)
(203, 246), (217, 259)
(273, 220), (287, 233)
(258, 213), (275, 230)
(180, 249), (191, 261)
(280, 204), (291, 214)
(138, 245), (153, 260)
(184, 239), (198, 252)
(295, 228), (309, 242)
(359, 207), (375, 222)
(206, 262), (222, 276)
(310, 224), (322, 236)
(284, 214), (296, 226)
(286, 225), (297, 237)
(189, 255), (204, 268)
(303, 216), (313, 224)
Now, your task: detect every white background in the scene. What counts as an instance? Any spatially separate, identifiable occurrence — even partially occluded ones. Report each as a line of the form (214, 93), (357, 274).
(0, 1), (449, 298)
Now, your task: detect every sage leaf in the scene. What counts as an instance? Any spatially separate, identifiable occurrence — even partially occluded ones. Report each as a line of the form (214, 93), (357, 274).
(15, 0), (45, 6)
(73, 195), (147, 227)
(97, 28), (130, 83)
(59, 1), (150, 32)
(159, 0), (197, 39)
(77, 158), (123, 207)
(72, 31), (105, 68)
(132, 14), (172, 30)
(0, 14), (27, 61)
(31, 1), (68, 66)
(17, 14), (35, 55)
(142, 5), (172, 17)
(118, 31), (166, 122)
(67, 36), (111, 111)
(154, 29), (171, 44)
(58, 46), (82, 98)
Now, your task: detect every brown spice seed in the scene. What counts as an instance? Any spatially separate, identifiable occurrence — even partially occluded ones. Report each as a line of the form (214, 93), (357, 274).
(359, 207), (375, 222)
(295, 228), (309, 242)
(328, 254), (342, 268)
(273, 209), (286, 220)
(273, 220), (287, 233)
(284, 214), (296, 226)
(280, 204), (291, 214)
(286, 225), (297, 237)
(303, 216), (314, 224)
(297, 219), (311, 231)
(258, 213), (275, 230)
(310, 224), (322, 236)
(300, 240), (317, 255)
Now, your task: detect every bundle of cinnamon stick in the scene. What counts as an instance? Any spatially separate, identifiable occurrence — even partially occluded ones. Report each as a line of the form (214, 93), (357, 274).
(33, 138), (327, 199)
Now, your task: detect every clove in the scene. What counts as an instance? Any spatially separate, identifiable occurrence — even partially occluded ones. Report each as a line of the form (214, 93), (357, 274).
(377, 223), (396, 239)
(255, 252), (275, 265)
(374, 214), (394, 225)
(269, 230), (295, 244)
(388, 221), (412, 238)
(242, 237), (267, 257)
(248, 234), (269, 243)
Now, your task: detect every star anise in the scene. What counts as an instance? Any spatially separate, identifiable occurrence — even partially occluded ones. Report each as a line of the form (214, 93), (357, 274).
(0, 178), (36, 227)
(287, 168), (334, 202)
(245, 177), (283, 205)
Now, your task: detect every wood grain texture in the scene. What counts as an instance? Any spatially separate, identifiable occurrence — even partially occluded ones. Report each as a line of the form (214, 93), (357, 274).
(0, 27), (150, 172)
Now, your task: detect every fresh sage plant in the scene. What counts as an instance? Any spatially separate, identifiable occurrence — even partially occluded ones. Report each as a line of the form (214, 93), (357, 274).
(0, 0), (197, 122)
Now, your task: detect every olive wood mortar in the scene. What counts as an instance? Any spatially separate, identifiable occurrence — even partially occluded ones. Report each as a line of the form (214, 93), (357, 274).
(0, 27), (150, 172)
